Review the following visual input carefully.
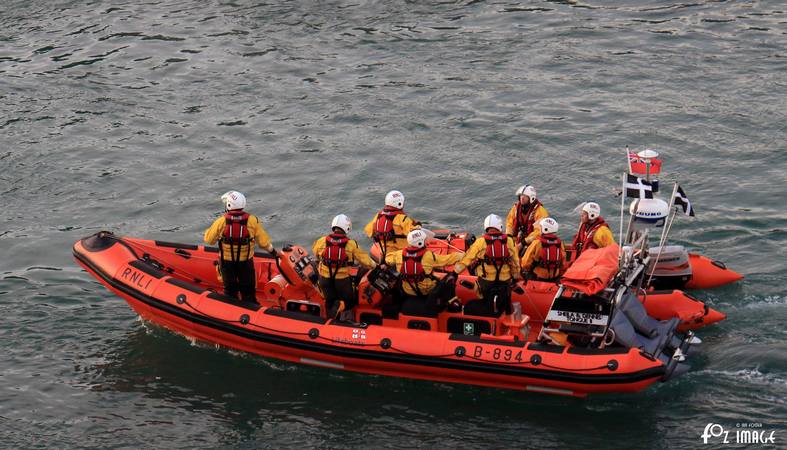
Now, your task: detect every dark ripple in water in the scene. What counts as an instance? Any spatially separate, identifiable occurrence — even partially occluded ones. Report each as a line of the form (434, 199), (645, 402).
(1, 0), (786, 448)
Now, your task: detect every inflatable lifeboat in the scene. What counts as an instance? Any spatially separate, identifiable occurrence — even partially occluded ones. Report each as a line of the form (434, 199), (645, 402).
(369, 232), (725, 331)
(75, 231), (703, 397)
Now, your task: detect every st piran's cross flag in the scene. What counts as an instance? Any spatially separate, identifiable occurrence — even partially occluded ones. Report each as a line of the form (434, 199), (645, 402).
(625, 174), (654, 199)
(673, 185), (695, 216)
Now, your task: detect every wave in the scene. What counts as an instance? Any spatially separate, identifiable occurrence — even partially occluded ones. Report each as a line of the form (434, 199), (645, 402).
(742, 296), (787, 309)
(692, 367), (787, 388)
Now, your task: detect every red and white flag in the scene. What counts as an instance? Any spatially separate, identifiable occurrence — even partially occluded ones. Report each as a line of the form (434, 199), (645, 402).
(628, 151), (662, 175)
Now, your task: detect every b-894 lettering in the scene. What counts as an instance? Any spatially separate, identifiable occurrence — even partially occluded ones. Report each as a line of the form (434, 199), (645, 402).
(473, 346), (523, 362)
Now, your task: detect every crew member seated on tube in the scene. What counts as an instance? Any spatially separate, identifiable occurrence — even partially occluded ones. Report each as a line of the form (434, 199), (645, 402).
(384, 229), (464, 318)
(364, 190), (421, 261)
(505, 185), (549, 256)
(204, 191), (275, 303)
(312, 214), (376, 320)
(521, 217), (565, 282)
(455, 214), (522, 317)
(571, 202), (616, 258)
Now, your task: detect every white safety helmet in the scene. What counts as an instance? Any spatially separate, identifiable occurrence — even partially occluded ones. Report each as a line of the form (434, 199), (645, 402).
(582, 202), (601, 220)
(539, 217), (559, 235)
(331, 214), (352, 233)
(483, 214), (504, 232)
(523, 186), (537, 203)
(222, 191), (246, 210)
(385, 190), (405, 209)
(407, 229), (428, 248)
(515, 185), (536, 203)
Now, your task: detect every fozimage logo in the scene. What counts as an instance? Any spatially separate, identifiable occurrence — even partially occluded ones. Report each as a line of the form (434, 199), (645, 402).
(701, 423), (776, 445)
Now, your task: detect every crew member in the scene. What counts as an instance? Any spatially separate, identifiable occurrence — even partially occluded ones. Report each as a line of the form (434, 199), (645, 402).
(455, 214), (522, 316)
(521, 218), (565, 282)
(385, 229), (464, 317)
(571, 202), (616, 258)
(204, 191), (275, 303)
(505, 185), (549, 254)
(364, 190), (421, 261)
(312, 214), (376, 319)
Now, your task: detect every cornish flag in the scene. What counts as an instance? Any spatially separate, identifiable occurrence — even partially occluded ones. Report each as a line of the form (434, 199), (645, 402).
(673, 185), (695, 216)
(625, 174), (654, 199)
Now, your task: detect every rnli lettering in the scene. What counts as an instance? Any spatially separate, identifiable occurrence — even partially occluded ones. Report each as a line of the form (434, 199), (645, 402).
(120, 267), (153, 290)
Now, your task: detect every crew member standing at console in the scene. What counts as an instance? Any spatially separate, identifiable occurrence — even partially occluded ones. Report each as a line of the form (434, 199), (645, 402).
(313, 214), (376, 319)
(455, 214), (522, 316)
(364, 190), (421, 261)
(204, 191), (275, 303)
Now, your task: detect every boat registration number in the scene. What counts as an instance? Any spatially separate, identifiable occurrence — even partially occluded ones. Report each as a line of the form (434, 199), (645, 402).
(473, 346), (523, 362)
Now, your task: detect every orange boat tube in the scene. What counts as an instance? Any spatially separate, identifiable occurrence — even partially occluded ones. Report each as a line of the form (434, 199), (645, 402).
(685, 253), (744, 289)
(74, 232), (688, 397)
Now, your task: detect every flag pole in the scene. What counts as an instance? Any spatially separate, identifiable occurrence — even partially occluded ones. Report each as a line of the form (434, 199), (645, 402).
(618, 171), (626, 266)
(646, 182), (679, 287)
(626, 145), (632, 174)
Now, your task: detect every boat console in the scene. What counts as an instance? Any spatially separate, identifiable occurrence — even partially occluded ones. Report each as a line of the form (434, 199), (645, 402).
(539, 286), (616, 347)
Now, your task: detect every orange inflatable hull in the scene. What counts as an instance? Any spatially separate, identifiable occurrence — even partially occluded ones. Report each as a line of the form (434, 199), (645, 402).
(74, 233), (678, 397)
(684, 253), (744, 289)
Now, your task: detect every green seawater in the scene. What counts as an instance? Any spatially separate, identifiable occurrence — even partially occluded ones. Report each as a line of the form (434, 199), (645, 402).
(1, 1), (785, 448)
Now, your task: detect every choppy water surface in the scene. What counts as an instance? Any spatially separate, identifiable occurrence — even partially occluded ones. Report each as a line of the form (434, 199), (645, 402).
(2, 0), (786, 448)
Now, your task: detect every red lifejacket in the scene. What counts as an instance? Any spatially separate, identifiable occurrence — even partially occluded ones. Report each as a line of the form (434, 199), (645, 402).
(483, 231), (510, 266)
(513, 200), (542, 239)
(221, 210), (251, 262)
(373, 207), (404, 243)
(401, 247), (429, 283)
(537, 234), (563, 271)
(572, 218), (609, 256)
(322, 232), (350, 271)
(222, 210), (250, 244)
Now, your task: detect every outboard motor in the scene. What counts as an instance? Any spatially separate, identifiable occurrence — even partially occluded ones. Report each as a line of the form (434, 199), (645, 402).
(648, 245), (692, 289)
(608, 287), (696, 381)
(625, 198), (695, 289)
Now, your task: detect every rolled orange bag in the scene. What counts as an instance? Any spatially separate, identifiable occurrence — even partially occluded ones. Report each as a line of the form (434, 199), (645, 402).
(262, 274), (287, 301)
